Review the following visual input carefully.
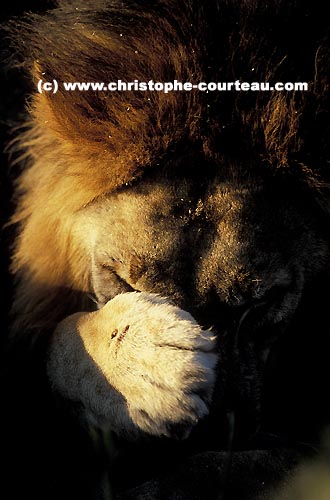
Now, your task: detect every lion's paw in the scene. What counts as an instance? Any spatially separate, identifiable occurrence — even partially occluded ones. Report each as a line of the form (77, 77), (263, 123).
(47, 292), (217, 439)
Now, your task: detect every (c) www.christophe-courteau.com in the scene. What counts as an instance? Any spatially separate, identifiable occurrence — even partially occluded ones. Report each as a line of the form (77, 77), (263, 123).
(37, 78), (309, 94)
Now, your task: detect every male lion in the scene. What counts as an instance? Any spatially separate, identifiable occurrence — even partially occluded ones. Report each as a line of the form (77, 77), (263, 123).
(3, 0), (330, 499)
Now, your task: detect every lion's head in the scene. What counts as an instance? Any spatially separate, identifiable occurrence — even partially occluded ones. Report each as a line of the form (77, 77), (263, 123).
(8, 0), (330, 446)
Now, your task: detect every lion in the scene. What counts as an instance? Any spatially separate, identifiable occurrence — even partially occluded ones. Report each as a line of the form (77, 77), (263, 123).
(4, 0), (330, 499)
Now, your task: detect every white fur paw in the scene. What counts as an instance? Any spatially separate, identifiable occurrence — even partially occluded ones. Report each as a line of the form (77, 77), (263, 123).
(47, 292), (218, 439)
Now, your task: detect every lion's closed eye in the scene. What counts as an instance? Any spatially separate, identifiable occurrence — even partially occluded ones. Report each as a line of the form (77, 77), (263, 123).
(92, 261), (135, 306)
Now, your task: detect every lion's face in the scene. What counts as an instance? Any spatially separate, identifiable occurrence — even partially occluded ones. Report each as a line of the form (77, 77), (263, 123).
(73, 162), (330, 433)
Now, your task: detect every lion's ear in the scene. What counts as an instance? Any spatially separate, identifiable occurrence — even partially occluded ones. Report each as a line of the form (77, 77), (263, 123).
(27, 86), (152, 198)
(27, 50), (155, 197)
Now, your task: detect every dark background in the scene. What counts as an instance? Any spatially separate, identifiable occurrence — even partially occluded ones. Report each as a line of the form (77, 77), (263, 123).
(0, 1), (54, 342)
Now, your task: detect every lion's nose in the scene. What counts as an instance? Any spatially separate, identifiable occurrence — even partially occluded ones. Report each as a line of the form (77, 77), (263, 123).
(226, 276), (291, 309)
(194, 269), (295, 332)
(213, 266), (292, 308)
